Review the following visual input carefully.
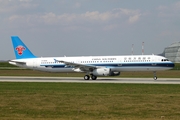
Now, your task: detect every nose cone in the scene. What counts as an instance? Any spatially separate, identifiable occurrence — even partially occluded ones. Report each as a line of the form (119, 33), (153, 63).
(170, 62), (175, 68)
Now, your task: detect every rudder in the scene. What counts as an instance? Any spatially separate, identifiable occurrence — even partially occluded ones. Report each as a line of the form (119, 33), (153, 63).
(11, 36), (37, 59)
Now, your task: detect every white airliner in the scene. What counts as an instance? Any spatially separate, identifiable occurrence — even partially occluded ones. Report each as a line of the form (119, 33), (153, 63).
(9, 36), (174, 80)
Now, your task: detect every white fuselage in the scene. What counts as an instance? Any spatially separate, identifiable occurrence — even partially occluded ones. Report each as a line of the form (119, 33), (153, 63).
(9, 55), (174, 73)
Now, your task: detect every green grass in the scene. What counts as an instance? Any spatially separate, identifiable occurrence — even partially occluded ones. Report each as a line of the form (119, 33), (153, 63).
(0, 83), (180, 120)
(0, 62), (179, 119)
(0, 62), (17, 67)
(174, 63), (180, 70)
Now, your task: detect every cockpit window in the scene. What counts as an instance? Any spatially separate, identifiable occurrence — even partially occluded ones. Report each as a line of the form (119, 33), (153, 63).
(161, 59), (169, 61)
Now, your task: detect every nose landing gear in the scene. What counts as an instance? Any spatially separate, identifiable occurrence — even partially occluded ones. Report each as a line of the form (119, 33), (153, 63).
(153, 72), (157, 80)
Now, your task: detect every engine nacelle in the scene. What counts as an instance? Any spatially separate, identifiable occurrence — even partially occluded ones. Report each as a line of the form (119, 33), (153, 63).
(92, 68), (110, 76)
(92, 68), (120, 76)
(109, 71), (120, 76)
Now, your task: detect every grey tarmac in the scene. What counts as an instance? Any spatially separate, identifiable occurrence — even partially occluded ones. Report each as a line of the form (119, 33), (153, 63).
(0, 76), (180, 84)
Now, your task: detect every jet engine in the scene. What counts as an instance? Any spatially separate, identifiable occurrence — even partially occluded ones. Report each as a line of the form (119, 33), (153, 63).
(92, 68), (120, 76)
(109, 71), (120, 76)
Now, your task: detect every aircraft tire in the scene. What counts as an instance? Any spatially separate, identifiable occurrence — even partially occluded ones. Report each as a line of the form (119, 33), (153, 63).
(154, 76), (157, 80)
(84, 75), (90, 80)
(91, 75), (97, 80)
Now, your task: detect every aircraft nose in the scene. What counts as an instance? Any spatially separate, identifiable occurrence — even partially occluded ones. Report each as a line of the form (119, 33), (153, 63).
(171, 62), (175, 68)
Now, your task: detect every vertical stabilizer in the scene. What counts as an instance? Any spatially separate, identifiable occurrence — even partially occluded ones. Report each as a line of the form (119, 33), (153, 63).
(11, 36), (37, 59)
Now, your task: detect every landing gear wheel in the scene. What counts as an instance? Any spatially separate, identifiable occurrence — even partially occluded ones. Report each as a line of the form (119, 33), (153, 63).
(84, 75), (90, 80)
(153, 71), (157, 80)
(154, 76), (157, 80)
(91, 75), (97, 80)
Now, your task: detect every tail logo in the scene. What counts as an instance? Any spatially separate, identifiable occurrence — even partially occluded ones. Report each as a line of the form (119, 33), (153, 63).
(16, 46), (26, 55)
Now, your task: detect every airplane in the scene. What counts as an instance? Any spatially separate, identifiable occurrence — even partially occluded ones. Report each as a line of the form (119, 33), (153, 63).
(9, 36), (174, 80)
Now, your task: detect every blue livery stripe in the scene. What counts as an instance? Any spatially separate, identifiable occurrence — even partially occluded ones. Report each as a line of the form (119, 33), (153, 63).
(40, 62), (174, 68)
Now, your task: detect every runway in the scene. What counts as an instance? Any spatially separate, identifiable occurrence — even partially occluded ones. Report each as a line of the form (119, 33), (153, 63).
(0, 76), (180, 84)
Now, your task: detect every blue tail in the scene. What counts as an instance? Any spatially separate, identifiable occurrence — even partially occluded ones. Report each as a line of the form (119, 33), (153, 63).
(11, 36), (37, 59)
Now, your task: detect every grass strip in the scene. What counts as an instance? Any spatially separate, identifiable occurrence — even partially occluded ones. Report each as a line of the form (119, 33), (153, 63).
(0, 83), (180, 120)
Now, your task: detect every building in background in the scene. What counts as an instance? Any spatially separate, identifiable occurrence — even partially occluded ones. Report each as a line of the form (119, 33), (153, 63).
(160, 42), (180, 63)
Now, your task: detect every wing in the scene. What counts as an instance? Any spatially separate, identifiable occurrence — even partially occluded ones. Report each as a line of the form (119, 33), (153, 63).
(59, 60), (101, 72)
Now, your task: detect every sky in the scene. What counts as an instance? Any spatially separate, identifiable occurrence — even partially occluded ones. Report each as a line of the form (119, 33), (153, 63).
(0, 0), (180, 60)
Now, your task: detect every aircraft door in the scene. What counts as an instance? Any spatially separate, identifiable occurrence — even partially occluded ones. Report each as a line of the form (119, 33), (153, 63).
(76, 59), (80, 64)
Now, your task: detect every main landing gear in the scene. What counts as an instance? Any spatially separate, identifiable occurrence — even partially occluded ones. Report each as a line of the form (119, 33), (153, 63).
(84, 75), (97, 80)
(84, 75), (90, 80)
(153, 71), (157, 80)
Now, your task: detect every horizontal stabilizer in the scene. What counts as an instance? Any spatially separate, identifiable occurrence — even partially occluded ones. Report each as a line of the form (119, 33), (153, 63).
(9, 60), (26, 65)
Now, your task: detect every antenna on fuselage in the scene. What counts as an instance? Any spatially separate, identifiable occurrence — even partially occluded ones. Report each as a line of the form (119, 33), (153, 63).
(131, 44), (134, 55)
(142, 42), (144, 55)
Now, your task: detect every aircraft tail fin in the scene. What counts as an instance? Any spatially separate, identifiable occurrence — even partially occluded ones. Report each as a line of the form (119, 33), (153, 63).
(11, 36), (37, 59)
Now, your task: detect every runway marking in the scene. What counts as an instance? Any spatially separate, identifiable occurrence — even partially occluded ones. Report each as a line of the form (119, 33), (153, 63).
(0, 76), (180, 84)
